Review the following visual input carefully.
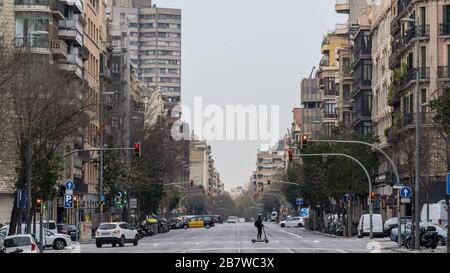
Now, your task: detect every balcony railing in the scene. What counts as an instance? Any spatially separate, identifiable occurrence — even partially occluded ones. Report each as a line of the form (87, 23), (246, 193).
(404, 67), (430, 85)
(15, 0), (48, 5)
(395, 112), (436, 130)
(15, 37), (49, 48)
(439, 24), (450, 36)
(438, 66), (450, 79)
(50, 39), (67, 58)
(320, 59), (330, 67)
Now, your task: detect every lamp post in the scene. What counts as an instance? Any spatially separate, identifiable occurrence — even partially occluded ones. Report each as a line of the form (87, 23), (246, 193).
(401, 17), (421, 251)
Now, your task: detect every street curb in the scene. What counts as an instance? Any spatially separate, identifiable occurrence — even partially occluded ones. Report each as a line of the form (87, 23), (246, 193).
(308, 230), (344, 238)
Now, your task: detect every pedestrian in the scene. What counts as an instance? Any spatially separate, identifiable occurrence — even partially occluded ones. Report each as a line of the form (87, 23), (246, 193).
(0, 223), (3, 228)
(254, 214), (264, 240)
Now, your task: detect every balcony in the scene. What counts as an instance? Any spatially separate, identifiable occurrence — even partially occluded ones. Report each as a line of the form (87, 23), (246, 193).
(439, 24), (450, 36)
(335, 0), (349, 14)
(14, 0), (48, 5)
(58, 53), (83, 79)
(50, 39), (67, 60)
(335, 23), (348, 36)
(58, 19), (83, 46)
(50, 0), (64, 20)
(395, 112), (436, 132)
(438, 66), (450, 79)
(390, 17), (400, 35)
(15, 37), (50, 54)
(403, 67), (430, 87)
(59, 0), (83, 13)
(403, 25), (430, 46)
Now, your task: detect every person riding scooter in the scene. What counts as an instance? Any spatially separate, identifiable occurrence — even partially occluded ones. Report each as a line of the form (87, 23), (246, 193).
(254, 214), (264, 240)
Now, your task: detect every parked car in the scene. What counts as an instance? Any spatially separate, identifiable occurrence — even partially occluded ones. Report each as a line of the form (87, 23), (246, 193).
(270, 212), (278, 222)
(1, 235), (40, 253)
(227, 216), (238, 224)
(383, 217), (412, 237)
(57, 223), (79, 241)
(357, 214), (384, 238)
(421, 201), (448, 226)
(95, 222), (139, 248)
(279, 216), (305, 228)
(0, 224), (70, 250)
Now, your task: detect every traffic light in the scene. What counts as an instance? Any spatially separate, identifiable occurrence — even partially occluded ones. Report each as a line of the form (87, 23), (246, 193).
(260, 186), (264, 192)
(36, 198), (42, 214)
(134, 142), (141, 158)
(301, 134), (309, 150)
(190, 180), (194, 187)
(267, 179), (271, 185)
(288, 148), (293, 162)
(74, 195), (79, 209)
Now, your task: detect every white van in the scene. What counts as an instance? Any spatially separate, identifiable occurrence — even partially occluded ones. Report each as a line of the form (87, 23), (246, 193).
(270, 212), (278, 222)
(421, 201), (448, 226)
(357, 214), (384, 238)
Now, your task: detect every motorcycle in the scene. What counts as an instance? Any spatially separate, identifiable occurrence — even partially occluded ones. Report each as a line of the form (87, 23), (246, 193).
(405, 226), (439, 249)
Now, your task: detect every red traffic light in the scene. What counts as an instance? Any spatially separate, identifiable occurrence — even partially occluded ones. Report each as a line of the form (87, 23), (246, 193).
(190, 180), (194, 187)
(134, 142), (142, 158)
(301, 134), (309, 150)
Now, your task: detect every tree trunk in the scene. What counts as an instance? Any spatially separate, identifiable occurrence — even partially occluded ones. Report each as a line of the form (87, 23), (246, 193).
(8, 191), (19, 236)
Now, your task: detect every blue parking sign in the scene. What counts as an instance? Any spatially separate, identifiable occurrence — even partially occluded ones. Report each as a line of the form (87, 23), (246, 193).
(64, 194), (74, 209)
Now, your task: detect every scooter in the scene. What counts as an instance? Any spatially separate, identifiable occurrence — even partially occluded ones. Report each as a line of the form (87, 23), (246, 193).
(405, 226), (439, 249)
(252, 226), (269, 243)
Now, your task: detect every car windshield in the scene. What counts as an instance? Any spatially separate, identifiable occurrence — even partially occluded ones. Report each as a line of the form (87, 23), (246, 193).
(4, 237), (31, 247)
(99, 224), (117, 230)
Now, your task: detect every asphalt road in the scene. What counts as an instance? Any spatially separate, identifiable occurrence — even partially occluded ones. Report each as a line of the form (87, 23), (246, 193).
(68, 222), (382, 253)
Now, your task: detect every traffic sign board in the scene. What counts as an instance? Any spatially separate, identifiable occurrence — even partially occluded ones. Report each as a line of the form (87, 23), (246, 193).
(65, 189), (73, 196)
(393, 184), (405, 190)
(64, 194), (74, 209)
(447, 173), (450, 195)
(65, 180), (75, 190)
(400, 187), (412, 199)
(296, 198), (304, 206)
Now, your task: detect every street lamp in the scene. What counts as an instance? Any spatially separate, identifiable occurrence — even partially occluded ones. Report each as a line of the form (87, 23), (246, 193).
(401, 16), (421, 251)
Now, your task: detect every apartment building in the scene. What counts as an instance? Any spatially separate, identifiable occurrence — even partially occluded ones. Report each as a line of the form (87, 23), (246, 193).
(318, 32), (349, 137)
(254, 140), (286, 188)
(300, 78), (322, 139)
(385, 0), (448, 204)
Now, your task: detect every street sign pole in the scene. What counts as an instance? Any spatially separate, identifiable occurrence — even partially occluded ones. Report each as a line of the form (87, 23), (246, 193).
(447, 173), (449, 253)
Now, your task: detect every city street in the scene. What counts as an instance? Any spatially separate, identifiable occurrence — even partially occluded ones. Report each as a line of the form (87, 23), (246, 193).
(50, 222), (391, 253)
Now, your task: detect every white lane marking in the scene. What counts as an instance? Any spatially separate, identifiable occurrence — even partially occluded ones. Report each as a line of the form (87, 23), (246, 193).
(275, 241), (280, 243)
(337, 249), (348, 253)
(153, 243), (158, 247)
(314, 240), (320, 243)
(196, 242), (200, 245)
(279, 229), (304, 239)
(237, 222), (240, 238)
(286, 248), (295, 253)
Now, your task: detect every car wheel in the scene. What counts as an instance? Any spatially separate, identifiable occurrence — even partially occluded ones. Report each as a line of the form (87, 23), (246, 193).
(112, 243), (117, 247)
(183, 225), (188, 229)
(297, 223), (303, 228)
(206, 224), (210, 229)
(96, 241), (102, 248)
(119, 236), (125, 247)
(438, 236), (445, 246)
(53, 239), (66, 250)
(133, 235), (139, 246)
(405, 239), (411, 249)
(280, 223), (285, 228)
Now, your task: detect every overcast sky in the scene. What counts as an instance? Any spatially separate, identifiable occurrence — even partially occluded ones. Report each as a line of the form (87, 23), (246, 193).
(154, 0), (347, 190)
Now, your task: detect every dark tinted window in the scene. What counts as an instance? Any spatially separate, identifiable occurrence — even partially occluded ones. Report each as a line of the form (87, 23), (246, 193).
(99, 224), (117, 230)
(4, 237), (31, 247)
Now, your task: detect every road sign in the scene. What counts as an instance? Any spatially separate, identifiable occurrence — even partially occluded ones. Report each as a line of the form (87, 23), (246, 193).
(65, 180), (75, 190)
(447, 173), (450, 195)
(65, 189), (73, 196)
(401, 198), (411, 204)
(393, 184), (405, 190)
(130, 198), (137, 209)
(64, 194), (74, 208)
(300, 208), (309, 217)
(100, 195), (106, 203)
(296, 198), (304, 206)
(400, 187), (412, 199)
(17, 189), (22, 208)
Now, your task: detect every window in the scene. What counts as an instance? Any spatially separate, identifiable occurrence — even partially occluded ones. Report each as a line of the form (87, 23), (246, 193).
(362, 91), (372, 114)
(112, 63), (119, 73)
(324, 99), (337, 117)
(363, 60), (372, 81)
(15, 12), (50, 47)
(363, 122), (372, 136)
(343, 112), (351, 127)
(120, 12), (125, 19)
(343, 84), (350, 100)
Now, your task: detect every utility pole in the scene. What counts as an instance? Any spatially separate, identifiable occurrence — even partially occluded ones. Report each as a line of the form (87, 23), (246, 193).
(414, 17), (421, 251)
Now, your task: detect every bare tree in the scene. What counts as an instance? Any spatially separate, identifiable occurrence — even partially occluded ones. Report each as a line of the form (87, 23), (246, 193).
(3, 51), (96, 235)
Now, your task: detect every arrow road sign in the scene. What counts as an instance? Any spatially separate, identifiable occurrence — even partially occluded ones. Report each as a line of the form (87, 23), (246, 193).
(64, 194), (74, 209)
(296, 198), (304, 206)
(400, 187), (412, 199)
(65, 180), (75, 190)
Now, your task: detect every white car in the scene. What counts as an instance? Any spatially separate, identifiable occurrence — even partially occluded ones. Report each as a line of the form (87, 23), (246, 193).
(279, 216), (305, 228)
(2, 234), (40, 253)
(227, 216), (238, 223)
(40, 228), (73, 250)
(95, 222), (139, 248)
